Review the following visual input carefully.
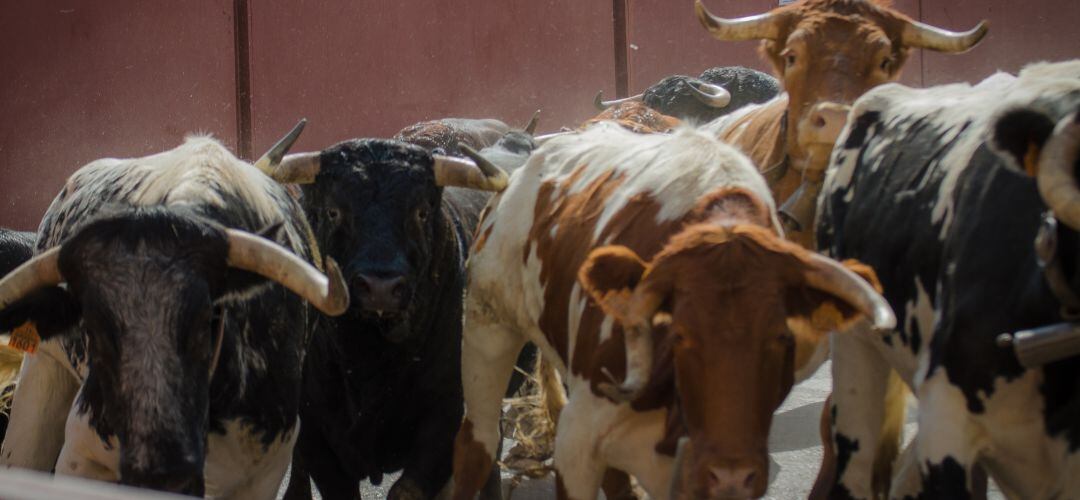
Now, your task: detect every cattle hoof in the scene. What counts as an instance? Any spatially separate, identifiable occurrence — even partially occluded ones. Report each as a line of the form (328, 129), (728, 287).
(388, 477), (426, 500)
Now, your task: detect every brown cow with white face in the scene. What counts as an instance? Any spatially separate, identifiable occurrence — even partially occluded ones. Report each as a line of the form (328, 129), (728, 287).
(697, 0), (987, 247)
(450, 123), (893, 499)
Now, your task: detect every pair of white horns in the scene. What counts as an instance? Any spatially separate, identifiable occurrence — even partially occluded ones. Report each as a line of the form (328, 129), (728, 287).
(254, 119), (509, 192)
(594, 80), (732, 111)
(0, 229), (349, 317)
(694, 0), (988, 54)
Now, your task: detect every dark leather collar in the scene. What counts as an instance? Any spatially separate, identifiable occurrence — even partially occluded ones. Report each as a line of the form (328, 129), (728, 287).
(1036, 211), (1080, 319)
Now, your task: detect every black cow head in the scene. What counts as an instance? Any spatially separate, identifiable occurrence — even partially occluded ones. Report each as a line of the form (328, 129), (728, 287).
(300, 140), (445, 342)
(0, 206), (345, 494)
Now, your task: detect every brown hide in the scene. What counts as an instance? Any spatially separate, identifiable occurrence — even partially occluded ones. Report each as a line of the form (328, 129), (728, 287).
(704, 0), (983, 247)
(580, 101), (683, 134)
(526, 175), (773, 398)
(578, 223), (872, 498)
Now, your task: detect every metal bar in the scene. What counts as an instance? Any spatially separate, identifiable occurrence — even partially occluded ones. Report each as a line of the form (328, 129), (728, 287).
(611, 0), (630, 98)
(233, 0), (253, 160)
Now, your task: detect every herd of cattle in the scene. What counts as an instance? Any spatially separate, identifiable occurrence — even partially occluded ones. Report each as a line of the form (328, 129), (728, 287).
(0, 0), (1077, 499)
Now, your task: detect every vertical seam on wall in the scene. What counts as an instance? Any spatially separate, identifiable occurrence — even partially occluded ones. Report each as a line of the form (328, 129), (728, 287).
(234, 0), (253, 160)
(918, 0), (925, 87)
(612, 0), (630, 98)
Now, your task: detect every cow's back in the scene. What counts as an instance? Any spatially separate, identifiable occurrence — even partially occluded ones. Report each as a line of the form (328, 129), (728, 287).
(819, 61), (1080, 410)
(470, 124), (775, 378)
(38, 137), (313, 259)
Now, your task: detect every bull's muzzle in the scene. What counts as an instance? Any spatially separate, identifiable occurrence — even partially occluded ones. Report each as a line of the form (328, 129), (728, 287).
(669, 437), (767, 500)
(798, 102), (851, 148)
(351, 272), (408, 316)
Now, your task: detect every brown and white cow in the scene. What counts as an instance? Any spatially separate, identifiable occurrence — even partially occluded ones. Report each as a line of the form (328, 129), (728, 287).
(696, 0), (987, 247)
(450, 123), (893, 499)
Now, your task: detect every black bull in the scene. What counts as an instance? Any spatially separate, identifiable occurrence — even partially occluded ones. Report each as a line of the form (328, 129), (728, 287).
(282, 122), (536, 499)
(816, 62), (1080, 499)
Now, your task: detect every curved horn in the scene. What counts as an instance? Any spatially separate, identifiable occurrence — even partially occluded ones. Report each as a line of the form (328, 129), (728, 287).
(668, 437), (691, 500)
(534, 131), (574, 145)
(694, 0), (781, 41)
(225, 230), (349, 316)
(802, 253), (896, 332)
(901, 19), (988, 53)
(688, 81), (731, 108)
(0, 247), (63, 311)
(594, 90), (644, 110)
(597, 291), (663, 402)
(265, 152), (322, 185)
(437, 145), (509, 192)
(523, 110), (541, 135)
(254, 119), (307, 175)
(1038, 111), (1080, 230)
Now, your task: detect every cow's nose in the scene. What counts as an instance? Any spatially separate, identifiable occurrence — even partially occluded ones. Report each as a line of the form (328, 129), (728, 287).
(800, 102), (851, 147)
(707, 466), (757, 499)
(352, 273), (407, 314)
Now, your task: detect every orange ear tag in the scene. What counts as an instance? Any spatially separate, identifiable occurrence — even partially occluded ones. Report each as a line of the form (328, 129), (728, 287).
(8, 322), (40, 354)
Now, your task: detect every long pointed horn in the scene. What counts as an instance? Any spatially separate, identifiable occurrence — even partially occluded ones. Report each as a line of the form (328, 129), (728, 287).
(534, 131), (574, 145)
(594, 91), (644, 110)
(688, 81), (731, 108)
(0, 247), (63, 311)
(225, 230), (348, 316)
(437, 145), (509, 192)
(695, 0), (781, 41)
(265, 152), (322, 184)
(1038, 111), (1080, 230)
(802, 253), (896, 332)
(901, 19), (988, 53)
(524, 110), (541, 135)
(254, 119), (307, 175)
(668, 437), (691, 500)
(597, 291), (663, 403)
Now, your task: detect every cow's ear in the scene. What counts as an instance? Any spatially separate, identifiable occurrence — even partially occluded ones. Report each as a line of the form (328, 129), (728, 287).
(0, 286), (82, 342)
(579, 245), (649, 322)
(785, 259), (882, 338)
(991, 107), (1056, 176)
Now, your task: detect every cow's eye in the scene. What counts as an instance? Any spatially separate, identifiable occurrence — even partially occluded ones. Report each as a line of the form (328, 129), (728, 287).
(416, 207), (429, 222)
(326, 208), (341, 223)
(783, 50), (797, 67)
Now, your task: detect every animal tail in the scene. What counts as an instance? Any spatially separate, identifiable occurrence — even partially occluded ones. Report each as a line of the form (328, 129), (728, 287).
(538, 353), (567, 425)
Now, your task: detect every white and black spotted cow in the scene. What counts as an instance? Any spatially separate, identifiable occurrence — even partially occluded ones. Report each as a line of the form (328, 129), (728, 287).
(817, 61), (1080, 499)
(0, 132), (348, 497)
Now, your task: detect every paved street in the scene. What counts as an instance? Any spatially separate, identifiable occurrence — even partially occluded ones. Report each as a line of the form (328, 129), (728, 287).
(281, 361), (1004, 499)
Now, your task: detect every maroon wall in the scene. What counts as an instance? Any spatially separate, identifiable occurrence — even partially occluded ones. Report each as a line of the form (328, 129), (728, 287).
(0, 1), (238, 231)
(247, 1), (616, 157)
(1, 0), (1077, 230)
(922, 1), (1080, 86)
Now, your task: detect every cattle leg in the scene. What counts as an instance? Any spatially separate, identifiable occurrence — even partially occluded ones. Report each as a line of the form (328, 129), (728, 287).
(296, 424), (361, 500)
(451, 318), (526, 500)
(552, 397), (607, 500)
(914, 371), (980, 500)
(283, 449), (313, 500)
(0, 341), (79, 470)
(828, 329), (898, 499)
